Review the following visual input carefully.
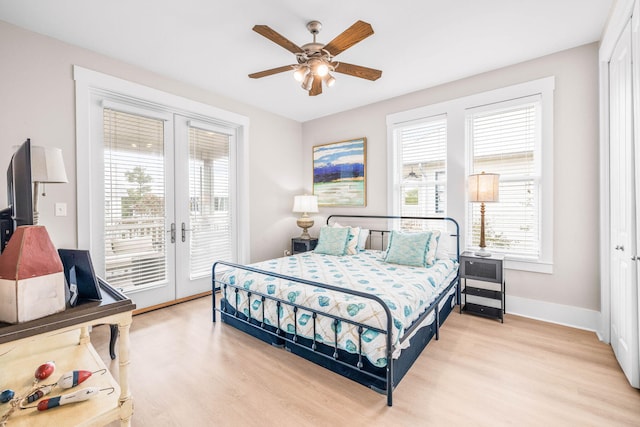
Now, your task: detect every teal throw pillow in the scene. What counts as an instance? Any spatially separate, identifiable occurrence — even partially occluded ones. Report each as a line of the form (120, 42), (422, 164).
(383, 230), (433, 267)
(314, 226), (350, 256)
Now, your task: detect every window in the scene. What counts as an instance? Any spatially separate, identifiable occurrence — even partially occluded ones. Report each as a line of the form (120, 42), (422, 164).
(392, 115), (447, 217)
(387, 77), (554, 273)
(466, 96), (540, 259)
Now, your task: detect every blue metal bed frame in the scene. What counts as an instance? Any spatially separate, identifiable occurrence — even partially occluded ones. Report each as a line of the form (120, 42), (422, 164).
(212, 215), (460, 407)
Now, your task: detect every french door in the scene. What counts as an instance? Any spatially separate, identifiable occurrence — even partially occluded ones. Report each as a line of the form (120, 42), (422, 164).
(175, 117), (236, 299)
(99, 103), (235, 309)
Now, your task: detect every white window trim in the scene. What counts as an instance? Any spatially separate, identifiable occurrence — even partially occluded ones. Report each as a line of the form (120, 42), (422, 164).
(73, 65), (250, 264)
(387, 76), (554, 273)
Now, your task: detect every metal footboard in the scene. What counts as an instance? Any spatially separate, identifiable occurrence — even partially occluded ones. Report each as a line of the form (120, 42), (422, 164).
(212, 215), (460, 407)
(212, 261), (396, 405)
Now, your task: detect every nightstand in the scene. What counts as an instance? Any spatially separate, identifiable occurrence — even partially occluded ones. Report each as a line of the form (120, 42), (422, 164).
(460, 251), (505, 322)
(291, 237), (318, 254)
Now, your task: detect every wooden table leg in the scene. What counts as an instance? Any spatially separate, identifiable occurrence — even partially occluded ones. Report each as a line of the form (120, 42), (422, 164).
(117, 316), (133, 427)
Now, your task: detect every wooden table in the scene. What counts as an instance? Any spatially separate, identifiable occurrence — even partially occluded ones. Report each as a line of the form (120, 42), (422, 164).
(0, 279), (135, 426)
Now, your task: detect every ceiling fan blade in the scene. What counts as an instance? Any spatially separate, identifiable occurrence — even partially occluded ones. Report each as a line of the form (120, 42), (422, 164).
(323, 20), (374, 56)
(332, 62), (382, 81)
(253, 25), (303, 54)
(309, 77), (323, 96)
(248, 65), (295, 79)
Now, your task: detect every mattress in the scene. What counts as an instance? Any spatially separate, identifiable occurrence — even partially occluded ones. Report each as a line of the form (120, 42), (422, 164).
(218, 250), (458, 367)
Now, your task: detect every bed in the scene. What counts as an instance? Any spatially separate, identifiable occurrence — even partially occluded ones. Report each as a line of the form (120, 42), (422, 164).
(212, 215), (460, 406)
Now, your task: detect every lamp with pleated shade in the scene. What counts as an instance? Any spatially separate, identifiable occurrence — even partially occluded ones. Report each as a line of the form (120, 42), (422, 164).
(468, 172), (500, 257)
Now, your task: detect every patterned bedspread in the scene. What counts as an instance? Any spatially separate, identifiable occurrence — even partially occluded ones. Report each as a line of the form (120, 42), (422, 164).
(218, 250), (458, 367)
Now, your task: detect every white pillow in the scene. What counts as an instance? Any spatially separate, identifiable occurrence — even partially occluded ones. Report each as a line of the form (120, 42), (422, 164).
(330, 223), (360, 255)
(357, 228), (369, 251)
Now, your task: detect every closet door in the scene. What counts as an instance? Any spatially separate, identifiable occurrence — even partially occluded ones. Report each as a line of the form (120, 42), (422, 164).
(610, 19), (639, 388)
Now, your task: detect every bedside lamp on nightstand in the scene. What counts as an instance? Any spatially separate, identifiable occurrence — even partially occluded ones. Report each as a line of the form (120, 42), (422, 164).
(468, 171), (499, 257)
(293, 194), (318, 239)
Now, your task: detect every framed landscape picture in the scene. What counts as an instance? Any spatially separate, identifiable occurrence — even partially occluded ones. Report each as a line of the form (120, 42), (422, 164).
(313, 137), (366, 207)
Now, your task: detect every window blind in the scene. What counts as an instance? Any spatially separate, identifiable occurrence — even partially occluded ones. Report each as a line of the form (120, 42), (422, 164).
(103, 108), (167, 289)
(188, 125), (232, 279)
(467, 98), (540, 258)
(397, 116), (447, 219)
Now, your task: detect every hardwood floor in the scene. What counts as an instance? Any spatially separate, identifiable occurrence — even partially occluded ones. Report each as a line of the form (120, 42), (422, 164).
(94, 296), (640, 426)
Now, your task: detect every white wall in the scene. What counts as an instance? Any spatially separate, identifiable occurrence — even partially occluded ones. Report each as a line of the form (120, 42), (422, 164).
(0, 20), (302, 264)
(0, 19), (603, 327)
(302, 43), (601, 326)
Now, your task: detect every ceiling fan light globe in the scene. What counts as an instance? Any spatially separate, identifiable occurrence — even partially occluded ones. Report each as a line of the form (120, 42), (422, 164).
(325, 74), (336, 87)
(302, 73), (314, 90)
(293, 67), (307, 82)
(316, 62), (329, 77)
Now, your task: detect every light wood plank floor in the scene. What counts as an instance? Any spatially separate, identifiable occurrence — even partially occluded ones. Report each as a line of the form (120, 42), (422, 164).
(95, 296), (640, 426)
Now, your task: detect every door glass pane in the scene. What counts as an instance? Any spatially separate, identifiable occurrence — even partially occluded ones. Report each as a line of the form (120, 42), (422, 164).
(103, 109), (167, 290)
(188, 126), (231, 279)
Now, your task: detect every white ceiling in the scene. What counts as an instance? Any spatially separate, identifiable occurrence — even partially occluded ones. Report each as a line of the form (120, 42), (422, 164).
(0, 0), (613, 122)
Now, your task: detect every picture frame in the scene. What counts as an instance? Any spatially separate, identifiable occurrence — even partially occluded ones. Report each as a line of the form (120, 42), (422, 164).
(313, 137), (367, 207)
(58, 249), (102, 303)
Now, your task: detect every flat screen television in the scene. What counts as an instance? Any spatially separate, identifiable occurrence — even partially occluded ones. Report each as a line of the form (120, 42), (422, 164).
(0, 138), (34, 252)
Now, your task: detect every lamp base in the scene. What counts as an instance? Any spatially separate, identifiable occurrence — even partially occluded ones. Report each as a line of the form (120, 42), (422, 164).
(474, 248), (492, 257)
(297, 216), (314, 240)
(299, 229), (312, 240)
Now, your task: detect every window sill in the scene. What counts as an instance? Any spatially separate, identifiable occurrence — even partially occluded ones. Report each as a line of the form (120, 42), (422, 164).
(505, 258), (553, 274)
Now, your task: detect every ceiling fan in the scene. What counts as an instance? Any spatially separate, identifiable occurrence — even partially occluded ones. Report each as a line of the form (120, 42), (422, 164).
(249, 20), (383, 96)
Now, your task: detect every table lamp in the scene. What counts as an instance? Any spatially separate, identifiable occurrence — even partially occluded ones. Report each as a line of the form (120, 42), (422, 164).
(468, 171), (499, 257)
(292, 195), (318, 239)
(31, 146), (68, 225)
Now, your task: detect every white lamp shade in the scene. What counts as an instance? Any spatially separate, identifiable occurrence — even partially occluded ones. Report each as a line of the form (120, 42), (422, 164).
(468, 172), (499, 203)
(292, 195), (319, 213)
(31, 146), (68, 183)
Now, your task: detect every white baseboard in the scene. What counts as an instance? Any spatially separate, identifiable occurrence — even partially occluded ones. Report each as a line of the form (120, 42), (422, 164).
(506, 295), (601, 333)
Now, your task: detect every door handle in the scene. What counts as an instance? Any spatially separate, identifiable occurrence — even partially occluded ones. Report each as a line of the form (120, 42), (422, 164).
(181, 222), (193, 242)
(168, 223), (176, 243)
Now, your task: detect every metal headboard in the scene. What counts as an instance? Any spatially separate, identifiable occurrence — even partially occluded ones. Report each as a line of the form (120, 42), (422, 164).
(326, 215), (460, 261)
